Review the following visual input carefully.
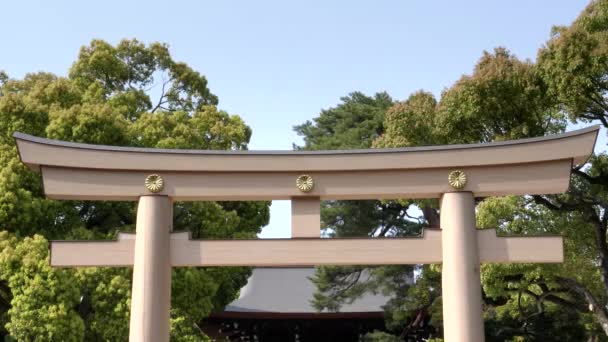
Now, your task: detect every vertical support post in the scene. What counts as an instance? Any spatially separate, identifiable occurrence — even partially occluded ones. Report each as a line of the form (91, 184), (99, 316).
(441, 192), (484, 342)
(291, 197), (321, 238)
(129, 196), (172, 342)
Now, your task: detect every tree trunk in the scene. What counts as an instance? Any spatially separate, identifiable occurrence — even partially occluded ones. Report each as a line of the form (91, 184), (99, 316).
(558, 277), (608, 336)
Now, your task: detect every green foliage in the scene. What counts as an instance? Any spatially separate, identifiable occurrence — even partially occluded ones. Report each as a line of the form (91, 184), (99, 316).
(385, 266), (442, 330)
(47, 102), (129, 145)
(0, 39), (269, 340)
(362, 330), (402, 342)
(170, 313), (211, 342)
(463, 6), (608, 333)
(373, 90), (438, 148)
(69, 39), (218, 114)
(75, 267), (132, 341)
(437, 48), (564, 143)
(312, 266), (380, 312)
(478, 197), (599, 341)
(0, 232), (84, 341)
(0, 72), (7, 88)
(538, 0), (608, 126)
(303, 3), (608, 339)
(298, 91), (432, 339)
(294, 91), (393, 150)
(305, 45), (566, 340)
(293, 90), (415, 242)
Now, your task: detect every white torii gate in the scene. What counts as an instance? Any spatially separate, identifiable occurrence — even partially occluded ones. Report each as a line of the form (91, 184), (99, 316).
(13, 125), (599, 342)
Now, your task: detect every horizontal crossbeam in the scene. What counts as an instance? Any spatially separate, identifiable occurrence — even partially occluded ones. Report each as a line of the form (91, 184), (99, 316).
(40, 161), (572, 201)
(13, 126), (598, 201)
(50, 229), (562, 267)
(15, 126), (598, 172)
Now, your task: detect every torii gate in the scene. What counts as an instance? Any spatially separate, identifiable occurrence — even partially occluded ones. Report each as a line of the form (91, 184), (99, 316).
(13, 125), (599, 342)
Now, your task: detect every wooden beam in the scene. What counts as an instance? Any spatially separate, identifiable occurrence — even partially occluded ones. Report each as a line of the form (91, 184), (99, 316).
(14, 126), (598, 172)
(51, 233), (136, 267)
(50, 229), (563, 267)
(477, 229), (563, 263)
(13, 127), (598, 201)
(172, 231), (443, 266)
(291, 198), (321, 238)
(40, 160), (572, 201)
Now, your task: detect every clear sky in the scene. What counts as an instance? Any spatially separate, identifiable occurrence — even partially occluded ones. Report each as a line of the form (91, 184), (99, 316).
(0, 0), (592, 238)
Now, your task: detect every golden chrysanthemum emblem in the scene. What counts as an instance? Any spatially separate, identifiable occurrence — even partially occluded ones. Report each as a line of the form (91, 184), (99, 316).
(448, 170), (467, 190)
(296, 174), (314, 193)
(145, 174), (164, 193)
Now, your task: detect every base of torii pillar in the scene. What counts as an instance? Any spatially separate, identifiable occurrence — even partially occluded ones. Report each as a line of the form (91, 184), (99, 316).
(129, 195), (172, 342)
(441, 192), (485, 342)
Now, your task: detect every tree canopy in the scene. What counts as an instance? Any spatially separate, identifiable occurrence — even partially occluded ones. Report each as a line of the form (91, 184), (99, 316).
(0, 39), (269, 341)
(303, 1), (608, 340)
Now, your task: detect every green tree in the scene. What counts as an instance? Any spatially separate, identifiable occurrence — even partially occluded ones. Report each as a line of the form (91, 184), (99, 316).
(375, 2), (608, 338)
(294, 92), (422, 239)
(475, 0), (608, 338)
(297, 92), (440, 338)
(436, 48), (564, 144)
(306, 46), (596, 340)
(294, 91), (393, 151)
(477, 197), (600, 341)
(373, 90), (438, 148)
(537, 0), (608, 127)
(0, 39), (269, 340)
(0, 232), (84, 341)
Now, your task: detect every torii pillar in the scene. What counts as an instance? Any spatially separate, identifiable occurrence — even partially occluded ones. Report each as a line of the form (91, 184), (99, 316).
(13, 125), (599, 342)
(442, 192), (483, 341)
(129, 196), (172, 341)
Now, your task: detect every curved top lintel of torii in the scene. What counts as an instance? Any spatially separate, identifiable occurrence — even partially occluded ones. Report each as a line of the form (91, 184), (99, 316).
(14, 125), (599, 172)
(12, 126), (600, 201)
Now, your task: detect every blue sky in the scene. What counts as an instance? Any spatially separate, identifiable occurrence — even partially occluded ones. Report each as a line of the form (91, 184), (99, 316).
(1, 0), (592, 238)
